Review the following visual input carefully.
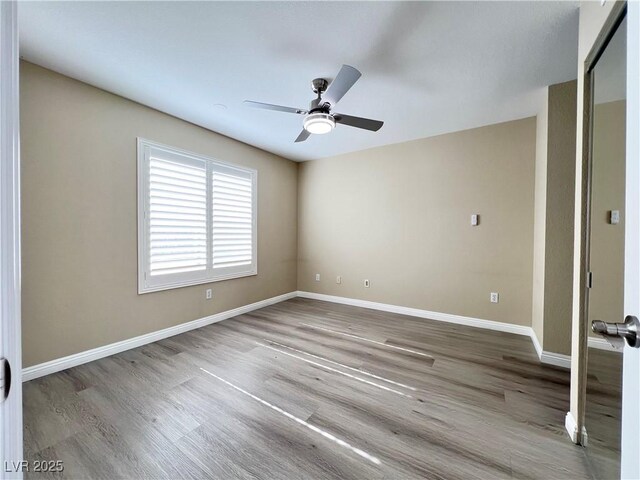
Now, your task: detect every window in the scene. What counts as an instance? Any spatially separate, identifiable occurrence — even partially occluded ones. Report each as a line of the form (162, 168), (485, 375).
(137, 138), (257, 293)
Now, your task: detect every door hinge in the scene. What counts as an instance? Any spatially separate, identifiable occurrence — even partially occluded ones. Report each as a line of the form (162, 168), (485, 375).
(587, 271), (593, 288)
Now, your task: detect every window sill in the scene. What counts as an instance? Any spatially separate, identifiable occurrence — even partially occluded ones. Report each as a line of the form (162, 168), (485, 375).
(138, 269), (258, 294)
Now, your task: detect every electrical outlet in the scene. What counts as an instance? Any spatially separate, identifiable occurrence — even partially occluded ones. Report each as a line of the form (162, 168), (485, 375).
(364, 279), (370, 288)
(206, 288), (212, 300)
(336, 275), (342, 284)
(315, 273), (320, 282)
(490, 292), (499, 303)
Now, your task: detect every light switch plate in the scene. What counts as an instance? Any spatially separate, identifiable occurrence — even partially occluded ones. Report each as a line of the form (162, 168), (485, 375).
(610, 210), (620, 224)
(471, 214), (479, 226)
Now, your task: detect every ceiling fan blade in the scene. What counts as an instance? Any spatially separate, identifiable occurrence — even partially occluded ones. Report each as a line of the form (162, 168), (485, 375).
(243, 100), (307, 115)
(334, 113), (383, 132)
(295, 129), (311, 143)
(322, 65), (362, 107)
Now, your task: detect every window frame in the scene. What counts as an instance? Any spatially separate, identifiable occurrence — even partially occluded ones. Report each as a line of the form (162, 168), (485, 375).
(137, 138), (258, 294)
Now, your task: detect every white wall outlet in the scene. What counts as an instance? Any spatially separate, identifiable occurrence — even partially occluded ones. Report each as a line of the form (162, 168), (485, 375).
(315, 273), (320, 282)
(364, 279), (370, 288)
(336, 275), (342, 284)
(490, 292), (499, 303)
(205, 288), (212, 300)
(610, 210), (620, 224)
(471, 214), (479, 226)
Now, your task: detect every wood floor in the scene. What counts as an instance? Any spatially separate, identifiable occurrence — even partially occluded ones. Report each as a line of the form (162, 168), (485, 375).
(23, 298), (591, 479)
(584, 347), (623, 480)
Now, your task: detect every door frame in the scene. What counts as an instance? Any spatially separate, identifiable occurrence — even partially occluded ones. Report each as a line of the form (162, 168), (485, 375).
(620, 2), (639, 478)
(0, 1), (22, 478)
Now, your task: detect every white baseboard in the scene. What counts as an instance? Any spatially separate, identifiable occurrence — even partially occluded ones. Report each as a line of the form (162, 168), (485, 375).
(565, 411), (579, 443)
(296, 291), (533, 336)
(22, 291), (297, 382)
(297, 291), (572, 369)
(588, 336), (621, 351)
(530, 329), (543, 358)
(539, 350), (571, 369)
(23, 289), (574, 382)
(531, 333), (571, 368)
(529, 330), (571, 369)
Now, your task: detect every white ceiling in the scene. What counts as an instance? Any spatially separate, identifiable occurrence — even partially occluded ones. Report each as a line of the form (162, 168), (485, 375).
(19, 1), (579, 162)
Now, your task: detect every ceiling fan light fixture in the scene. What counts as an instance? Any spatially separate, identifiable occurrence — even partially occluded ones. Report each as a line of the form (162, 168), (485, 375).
(303, 112), (335, 135)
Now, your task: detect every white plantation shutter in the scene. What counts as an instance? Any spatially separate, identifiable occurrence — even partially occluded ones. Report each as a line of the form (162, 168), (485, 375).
(212, 166), (254, 271)
(149, 156), (207, 277)
(138, 139), (257, 293)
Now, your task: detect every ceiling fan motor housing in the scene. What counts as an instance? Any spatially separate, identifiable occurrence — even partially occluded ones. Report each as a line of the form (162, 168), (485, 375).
(310, 78), (332, 113)
(306, 80), (335, 134)
(308, 97), (331, 114)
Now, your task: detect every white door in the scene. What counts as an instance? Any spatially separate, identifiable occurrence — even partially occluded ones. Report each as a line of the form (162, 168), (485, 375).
(0, 1), (22, 479)
(620, 3), (639, 479)
(586, 4), (640, 478)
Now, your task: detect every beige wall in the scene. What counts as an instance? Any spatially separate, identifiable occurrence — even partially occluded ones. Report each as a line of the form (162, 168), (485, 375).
(298, 118), (536, 326)
(532, 80), (578, 357)
(587, 100), (626, 335)
(532, 88), (549, 343)
(542, 80), (577, 355)
(20, 62), (298, 367)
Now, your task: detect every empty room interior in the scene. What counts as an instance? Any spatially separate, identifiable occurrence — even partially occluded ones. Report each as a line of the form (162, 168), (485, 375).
(2, 1), (639, 479)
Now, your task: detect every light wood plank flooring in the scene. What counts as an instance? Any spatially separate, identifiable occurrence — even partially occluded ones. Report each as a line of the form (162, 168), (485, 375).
(23, 298), (591, 479)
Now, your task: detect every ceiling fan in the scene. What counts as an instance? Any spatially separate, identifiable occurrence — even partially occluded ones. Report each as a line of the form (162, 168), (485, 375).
(243, 65), (384, 143)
